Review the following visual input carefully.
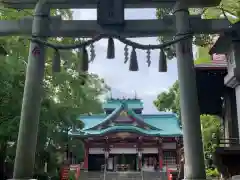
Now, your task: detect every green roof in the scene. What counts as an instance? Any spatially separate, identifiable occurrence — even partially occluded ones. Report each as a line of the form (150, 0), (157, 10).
(72, 125), (181, 137)
(69, 99), (182, 137)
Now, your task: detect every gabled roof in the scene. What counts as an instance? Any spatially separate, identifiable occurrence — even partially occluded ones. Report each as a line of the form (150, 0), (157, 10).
(70, 99), (182, 137)
(85, 103), (159, 131)
(72, 111), (182, 137)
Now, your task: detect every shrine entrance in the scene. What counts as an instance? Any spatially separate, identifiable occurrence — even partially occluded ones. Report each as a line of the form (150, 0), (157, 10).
(88, 155), (105, 171)
(112, 154), (137, 171)
(0, 0), (231, 179)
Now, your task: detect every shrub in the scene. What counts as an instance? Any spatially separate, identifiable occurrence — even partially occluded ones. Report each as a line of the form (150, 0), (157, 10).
(206, 168), (220, 178)
(69, 170), (76, 180)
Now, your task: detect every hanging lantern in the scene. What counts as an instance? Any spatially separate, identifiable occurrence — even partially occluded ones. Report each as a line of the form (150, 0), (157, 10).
(124, 45), (129, 63)
(146, 49), (151, 67)
(90, 43), (96, 62)
(159, 49), (167, 72)
(78, 46), (89, 72)
(129, 48), (138, 71)
(107, 37), (115, 59)
(52, 49), (61, 73)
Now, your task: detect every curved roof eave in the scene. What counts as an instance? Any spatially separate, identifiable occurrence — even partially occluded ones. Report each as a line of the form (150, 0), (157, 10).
(71, 126), (182, 138)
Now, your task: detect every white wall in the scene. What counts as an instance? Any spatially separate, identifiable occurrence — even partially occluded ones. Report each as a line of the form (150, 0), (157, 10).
(162, 142), (176, 149)
(89, 143), (176, 154)
(142, 148), (158, 154)
(110, 148), (137, 154)
(89, 148), (104, 154)
(89, 148), (137, 154)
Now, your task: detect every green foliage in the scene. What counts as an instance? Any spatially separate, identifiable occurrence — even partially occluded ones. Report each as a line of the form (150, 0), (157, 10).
(206, 168), (220, 178)
(194, 46), (212, 64)
(201, 115), (222, 155)
(69, 171), (76, 180)
(153, 81), (180, 115)
(156, 0), (240, 60)
(0, 7), (109, 177)
(204, 0), (239, 22)
(154, 81), (222, 156)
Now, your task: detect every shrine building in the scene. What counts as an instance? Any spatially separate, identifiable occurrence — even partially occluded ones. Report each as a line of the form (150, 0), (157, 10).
(70, 98), (183, 172)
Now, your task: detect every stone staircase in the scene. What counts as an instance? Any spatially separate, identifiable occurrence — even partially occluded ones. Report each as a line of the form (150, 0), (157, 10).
(79, 171), (168, 180)
(143, 171), (168, 180)
(79, 171), (104, 180)
(106, 172), (142, 180)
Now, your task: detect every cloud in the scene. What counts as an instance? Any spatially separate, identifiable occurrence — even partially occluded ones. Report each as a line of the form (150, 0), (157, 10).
(72, 8), (157, 20)
(72, 9), (178, 113)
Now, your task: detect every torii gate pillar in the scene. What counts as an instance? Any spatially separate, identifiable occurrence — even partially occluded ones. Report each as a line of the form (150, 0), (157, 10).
(174, 2), (206, 179)
(12, 1), (50, 179)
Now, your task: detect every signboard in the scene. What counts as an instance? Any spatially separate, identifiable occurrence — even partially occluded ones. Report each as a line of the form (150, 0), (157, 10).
(60, 166), (69, 180)
(97, 0), (124, 26)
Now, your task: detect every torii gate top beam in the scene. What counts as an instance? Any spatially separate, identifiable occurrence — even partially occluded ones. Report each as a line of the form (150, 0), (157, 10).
(1, 0), (221, 9)
(0, 16), (230, 37)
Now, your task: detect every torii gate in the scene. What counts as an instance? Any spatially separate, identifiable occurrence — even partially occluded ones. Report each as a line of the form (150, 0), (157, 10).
(0, 0), (230, 179)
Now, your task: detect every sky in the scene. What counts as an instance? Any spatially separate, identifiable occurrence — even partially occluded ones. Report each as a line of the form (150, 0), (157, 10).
(72, 9), (179, 113)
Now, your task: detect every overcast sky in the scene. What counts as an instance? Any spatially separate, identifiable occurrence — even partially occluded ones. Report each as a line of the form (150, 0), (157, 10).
(72, 9), (179, 113)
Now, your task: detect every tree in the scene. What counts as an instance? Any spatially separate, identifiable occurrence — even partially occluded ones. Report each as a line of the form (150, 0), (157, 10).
(154, 81), (222, 157)
(194, 46), (212, 64)
(156, 0), (240, 59)
(0, 7), (109, 178)
(153, 81), (180, 115)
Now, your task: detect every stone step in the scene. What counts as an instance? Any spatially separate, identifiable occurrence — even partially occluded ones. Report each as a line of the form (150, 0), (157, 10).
(79, 171), (168, 180)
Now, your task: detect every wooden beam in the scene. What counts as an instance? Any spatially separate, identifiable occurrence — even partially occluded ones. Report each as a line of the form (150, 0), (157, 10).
(2, 0), (221, 9)
(2, 0), (176, 9)
(0, 16), (230, 37)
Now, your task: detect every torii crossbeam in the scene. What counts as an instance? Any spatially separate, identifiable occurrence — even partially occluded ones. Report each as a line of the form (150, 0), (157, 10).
(2, 0), (220, 9)
(0, 17), (229, 37)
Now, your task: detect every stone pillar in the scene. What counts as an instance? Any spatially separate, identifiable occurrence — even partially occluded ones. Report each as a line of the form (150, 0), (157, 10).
(13, 1), (50, 179)
(83, 143), (89, 171)
(174, 2), (206, 179)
